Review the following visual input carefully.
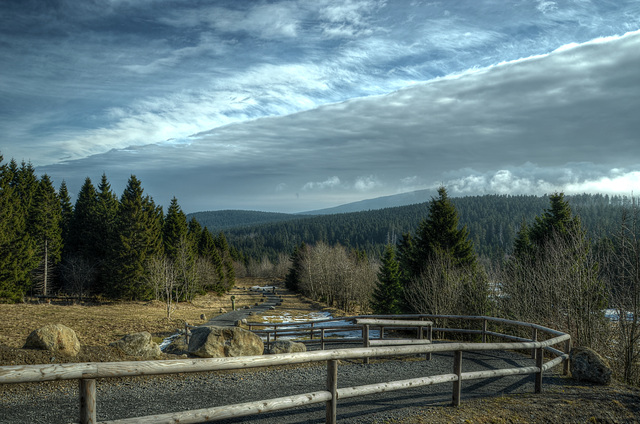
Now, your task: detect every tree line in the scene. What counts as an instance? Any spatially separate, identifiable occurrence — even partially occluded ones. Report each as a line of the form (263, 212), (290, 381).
(264, 187), (639, 386)
(0, 155), (237, 306)
(214, 193), (629, 263)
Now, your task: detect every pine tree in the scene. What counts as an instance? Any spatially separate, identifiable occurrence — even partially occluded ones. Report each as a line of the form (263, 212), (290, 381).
(399, 187), (486, 315)
(163, 197), (189, 262)
(197, 227), (216, 258)
(502, 193), (607, 346)
(410, 186), (475, 275)
(371, 244), (403, 314)
(66, 177), (99, 258)
(163, 197), (198, 299)
(29, 174), (63, 296)
(90, 174), (120, 293)
(197, 227), (225, 291)
(0, 155), (32, 301)
(58, 181), (73, 244)
(110, 176), (157, 300)
(285, 243), (307, 291)
(528, 192), (582, 249)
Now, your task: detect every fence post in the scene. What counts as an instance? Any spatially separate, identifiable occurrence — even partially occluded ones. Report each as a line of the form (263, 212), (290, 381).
(310, 322), (315, 340)
(184, 323), (190, 345)
(266, 332), (271, 352)
(563, 338), (571, 376)
(80, 378), (96, 424)
(452, 350), (462, 406)
(321, 329), (326, 350)
(531, 328), (538, 360)
(481, 319), (487, 344)
(426, 325), (433, 361)
(363, 324), (370, 364)
(326, 359), (338, 424)
(535, 347), (544, 393)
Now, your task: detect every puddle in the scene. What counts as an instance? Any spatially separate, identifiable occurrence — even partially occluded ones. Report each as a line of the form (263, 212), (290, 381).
(254, 311), (379, 340)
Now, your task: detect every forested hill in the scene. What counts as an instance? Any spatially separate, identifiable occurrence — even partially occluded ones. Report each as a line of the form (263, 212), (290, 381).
(191, 193), (632, 262)
(187, 210), (312, 230)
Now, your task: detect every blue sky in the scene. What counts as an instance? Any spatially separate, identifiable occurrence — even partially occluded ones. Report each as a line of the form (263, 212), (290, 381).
(1, 0), (639, 213)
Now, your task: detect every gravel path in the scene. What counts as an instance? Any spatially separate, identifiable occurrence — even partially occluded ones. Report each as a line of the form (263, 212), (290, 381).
(206, 290), (281, 327)
(0, 347), (551, 424)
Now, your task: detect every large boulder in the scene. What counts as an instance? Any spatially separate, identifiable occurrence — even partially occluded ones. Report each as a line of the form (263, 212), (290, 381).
(188, 326), (264, 358)
(23, 324), (81, 357)
(570, 347), (612, 385)
(268, 340), (307, 354)
(110, 332), (162, 359)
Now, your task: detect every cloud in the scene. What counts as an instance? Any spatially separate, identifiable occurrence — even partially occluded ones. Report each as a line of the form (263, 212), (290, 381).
(303, 176), (342, 191)
(354, 175), (381, 192)
(3, 1), (640, 213)
(35, 29), (640, 212)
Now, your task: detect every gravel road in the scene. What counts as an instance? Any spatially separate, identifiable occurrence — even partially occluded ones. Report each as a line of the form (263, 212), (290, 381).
(1, 347), (547, 424)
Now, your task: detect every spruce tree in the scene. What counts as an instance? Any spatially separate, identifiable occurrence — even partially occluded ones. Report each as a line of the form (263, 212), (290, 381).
(29, 174), (63, 295)
(371, 244), (403, 314)
(410, 186), (475, 274)
(285, 243), (307, 291)
(92, 174), (120, 293)
(503, 193), (607, 346)
(163, 197), (189, 262)
(0, 155), (32, 301)
(197, 227), (216, 258)
(66, 177), (99, 258)
(58, 181), (73, 244)
(198, 227), (225, 291)
(528, 192), (582, 249)
(399, 187), (486, 315)
(110, 176), (159, 300)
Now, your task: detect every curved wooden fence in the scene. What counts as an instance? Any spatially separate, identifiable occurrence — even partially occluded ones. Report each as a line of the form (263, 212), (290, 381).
(0, 315), (571, 424)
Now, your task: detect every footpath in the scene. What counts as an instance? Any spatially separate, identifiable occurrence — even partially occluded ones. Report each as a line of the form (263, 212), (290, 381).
(203, 289), (282, 327)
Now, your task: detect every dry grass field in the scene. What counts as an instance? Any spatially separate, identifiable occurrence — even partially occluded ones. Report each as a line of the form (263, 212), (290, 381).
(0, 278), (270, 352)
(0, 277), (345, 366)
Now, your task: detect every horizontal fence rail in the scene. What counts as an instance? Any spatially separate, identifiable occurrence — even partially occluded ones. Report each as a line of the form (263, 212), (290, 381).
(0, 315), (571, 424)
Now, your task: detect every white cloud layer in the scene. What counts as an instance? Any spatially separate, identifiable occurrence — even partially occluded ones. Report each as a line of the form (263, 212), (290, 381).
(1, 1), (640, 212)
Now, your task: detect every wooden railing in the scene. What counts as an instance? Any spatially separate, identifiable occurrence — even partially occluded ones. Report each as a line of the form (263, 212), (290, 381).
(0, 315), (571, 424)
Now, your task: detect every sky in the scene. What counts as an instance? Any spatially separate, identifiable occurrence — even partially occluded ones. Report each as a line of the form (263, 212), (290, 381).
(1, 0), (639, 213)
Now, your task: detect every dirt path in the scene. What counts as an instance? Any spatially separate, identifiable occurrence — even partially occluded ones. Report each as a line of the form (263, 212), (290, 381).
(204, 290), (282, 327)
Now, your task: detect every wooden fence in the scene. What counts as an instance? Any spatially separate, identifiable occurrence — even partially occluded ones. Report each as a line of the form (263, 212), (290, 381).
(0, 315), (571, 424)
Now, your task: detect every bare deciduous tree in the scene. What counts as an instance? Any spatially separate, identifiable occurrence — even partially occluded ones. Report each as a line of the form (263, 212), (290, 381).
(500, 227), (608, 349)
(295, 242), (377, 314)
(60, 254), (97, 300)
(146, 255), (178, 320)
(604, 203), (640, 385)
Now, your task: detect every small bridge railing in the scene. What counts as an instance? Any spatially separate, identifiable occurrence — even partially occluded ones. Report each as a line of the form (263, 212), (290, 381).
(0, 315), (571, 424)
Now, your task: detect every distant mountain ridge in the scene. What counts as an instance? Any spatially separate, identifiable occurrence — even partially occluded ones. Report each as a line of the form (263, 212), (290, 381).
(187, 189), (440, 230)
(299, 189), (438, 215)
(187, 209), (308, 231)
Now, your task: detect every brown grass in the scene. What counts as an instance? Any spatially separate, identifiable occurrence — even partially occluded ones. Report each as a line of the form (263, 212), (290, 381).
(0, 278), (267, 348)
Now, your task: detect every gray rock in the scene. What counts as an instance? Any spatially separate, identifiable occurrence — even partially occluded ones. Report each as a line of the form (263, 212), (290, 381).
(23, 324), (81, 357)
(110, 331), (162, 359)
(269, 340), (307, 354)
(164, 337), (189, 355)
(570, 347), (612, 385)
(188, 326), (264, 358)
